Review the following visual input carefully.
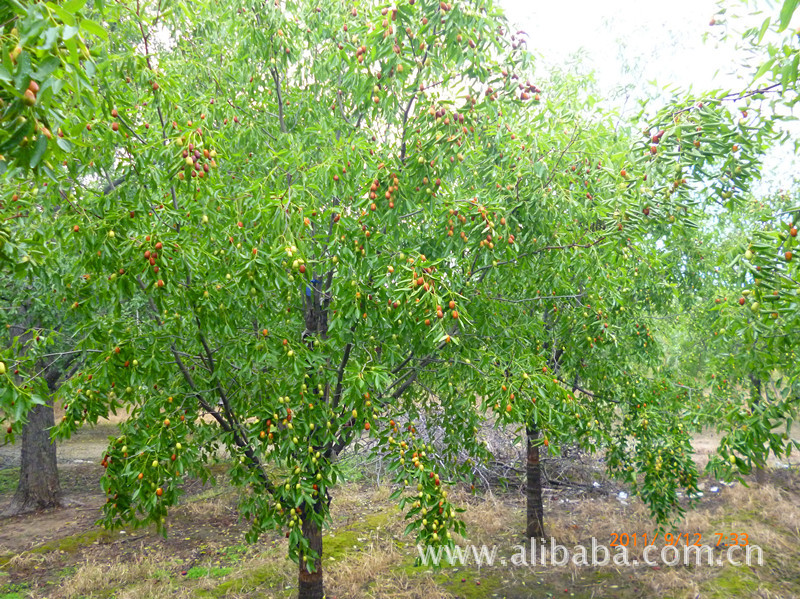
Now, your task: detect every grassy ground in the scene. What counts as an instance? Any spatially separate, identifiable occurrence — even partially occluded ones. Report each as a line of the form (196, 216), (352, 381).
(0, 459), (798, 599)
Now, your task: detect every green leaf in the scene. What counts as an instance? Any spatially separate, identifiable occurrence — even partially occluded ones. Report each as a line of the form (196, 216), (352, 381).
(15, 52), (32, 90)
(30, 134), (48, 168)
(778, 0), (799, 32)
(757, 17), (771, 43)
(49, 3), (76, 26)
(0, 118), (33, 153)
(55, 136), (73, 152)
(34, 56), (61, 80)
(42, 26), (60, 50)
(63, 25), (79, 41)
(62, 0), (87, 12)
(80, 18), (108, 40)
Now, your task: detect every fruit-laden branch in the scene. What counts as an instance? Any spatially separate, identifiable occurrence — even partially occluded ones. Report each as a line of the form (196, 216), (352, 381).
(553, 377), (620, 405)
(336, 72), (362, 128)
(398, 25), (437, 165)
(470, 236), (607, 278)
(383, 326), (458, 401)
(486, 293), (585, 303)
(168, 340), (276, 494)
(391, 351), (416, 375)
(194, 315), (255, 453)
(133, 277), (276, 492)
(330, 328), (457, 456)
(653, 83), (783, 124)
(19, 348), (99, 384)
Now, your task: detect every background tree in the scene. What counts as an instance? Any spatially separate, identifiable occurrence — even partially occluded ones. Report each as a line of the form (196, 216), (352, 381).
(634, 0), (800, 485)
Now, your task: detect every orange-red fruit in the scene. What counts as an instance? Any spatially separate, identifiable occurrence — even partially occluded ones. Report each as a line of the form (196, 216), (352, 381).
(738, 297), (746, 305)
(156, 487), (163, 496)
(786, 251), (793, 262)
(790, 227), (798, 238)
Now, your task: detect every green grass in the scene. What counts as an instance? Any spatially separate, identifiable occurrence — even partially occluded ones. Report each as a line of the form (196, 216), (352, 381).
(220, 543), (249, 562)
(0, 469), (19, 494)
(324, 508), (396, 560)
(185, 566), (233, 580)
(31, 527), (115, 554)
(703, 566), (760, 598)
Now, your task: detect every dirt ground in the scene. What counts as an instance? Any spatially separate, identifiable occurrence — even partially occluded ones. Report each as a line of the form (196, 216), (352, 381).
(0, 422), (798, 599)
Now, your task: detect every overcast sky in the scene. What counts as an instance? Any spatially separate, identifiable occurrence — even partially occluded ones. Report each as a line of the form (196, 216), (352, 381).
(498, 0), (799, 194)
(500, 0), (735, 97)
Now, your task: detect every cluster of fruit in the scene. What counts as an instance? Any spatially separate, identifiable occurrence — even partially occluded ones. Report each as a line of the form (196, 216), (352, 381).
(143, 238), (164, 274)
(368, 173), (400, 210)
(22, 78), (39, 106)
(178, 142), (217, 180)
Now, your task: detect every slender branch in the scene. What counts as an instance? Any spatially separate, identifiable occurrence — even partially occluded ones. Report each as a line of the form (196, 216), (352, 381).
(470, 236), (607, 277)
(270, 67), (287, 134)
(331, 325), (357, 410)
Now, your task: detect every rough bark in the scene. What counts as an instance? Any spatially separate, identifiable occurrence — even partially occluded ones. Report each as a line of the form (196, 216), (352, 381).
(298, 505), (324, 599)
(4, 315), (65, 516)
(297, 274), (326, 599)
(526, 425), (545, 540)
(4, 400), (62, 515)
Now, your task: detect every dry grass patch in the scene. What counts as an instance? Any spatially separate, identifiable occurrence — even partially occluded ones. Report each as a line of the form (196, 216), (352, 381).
(54, 554), (172, 599)
(366, 570), (454, 599)
(178, 489), (237, 519)
(451, 488), (522, 546)
(326, 541), (404, 598)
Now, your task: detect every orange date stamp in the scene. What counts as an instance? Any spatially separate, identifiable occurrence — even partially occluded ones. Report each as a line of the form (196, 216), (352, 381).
(610, 532), (750, 547)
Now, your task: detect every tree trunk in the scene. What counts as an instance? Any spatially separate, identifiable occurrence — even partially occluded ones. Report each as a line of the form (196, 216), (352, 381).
(298, 506), (324, 599)
(526, 425), (545, 540)
(3, 400), (62, 515)
(749, 374), (768, 485)
(4, 315), (66, 516)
